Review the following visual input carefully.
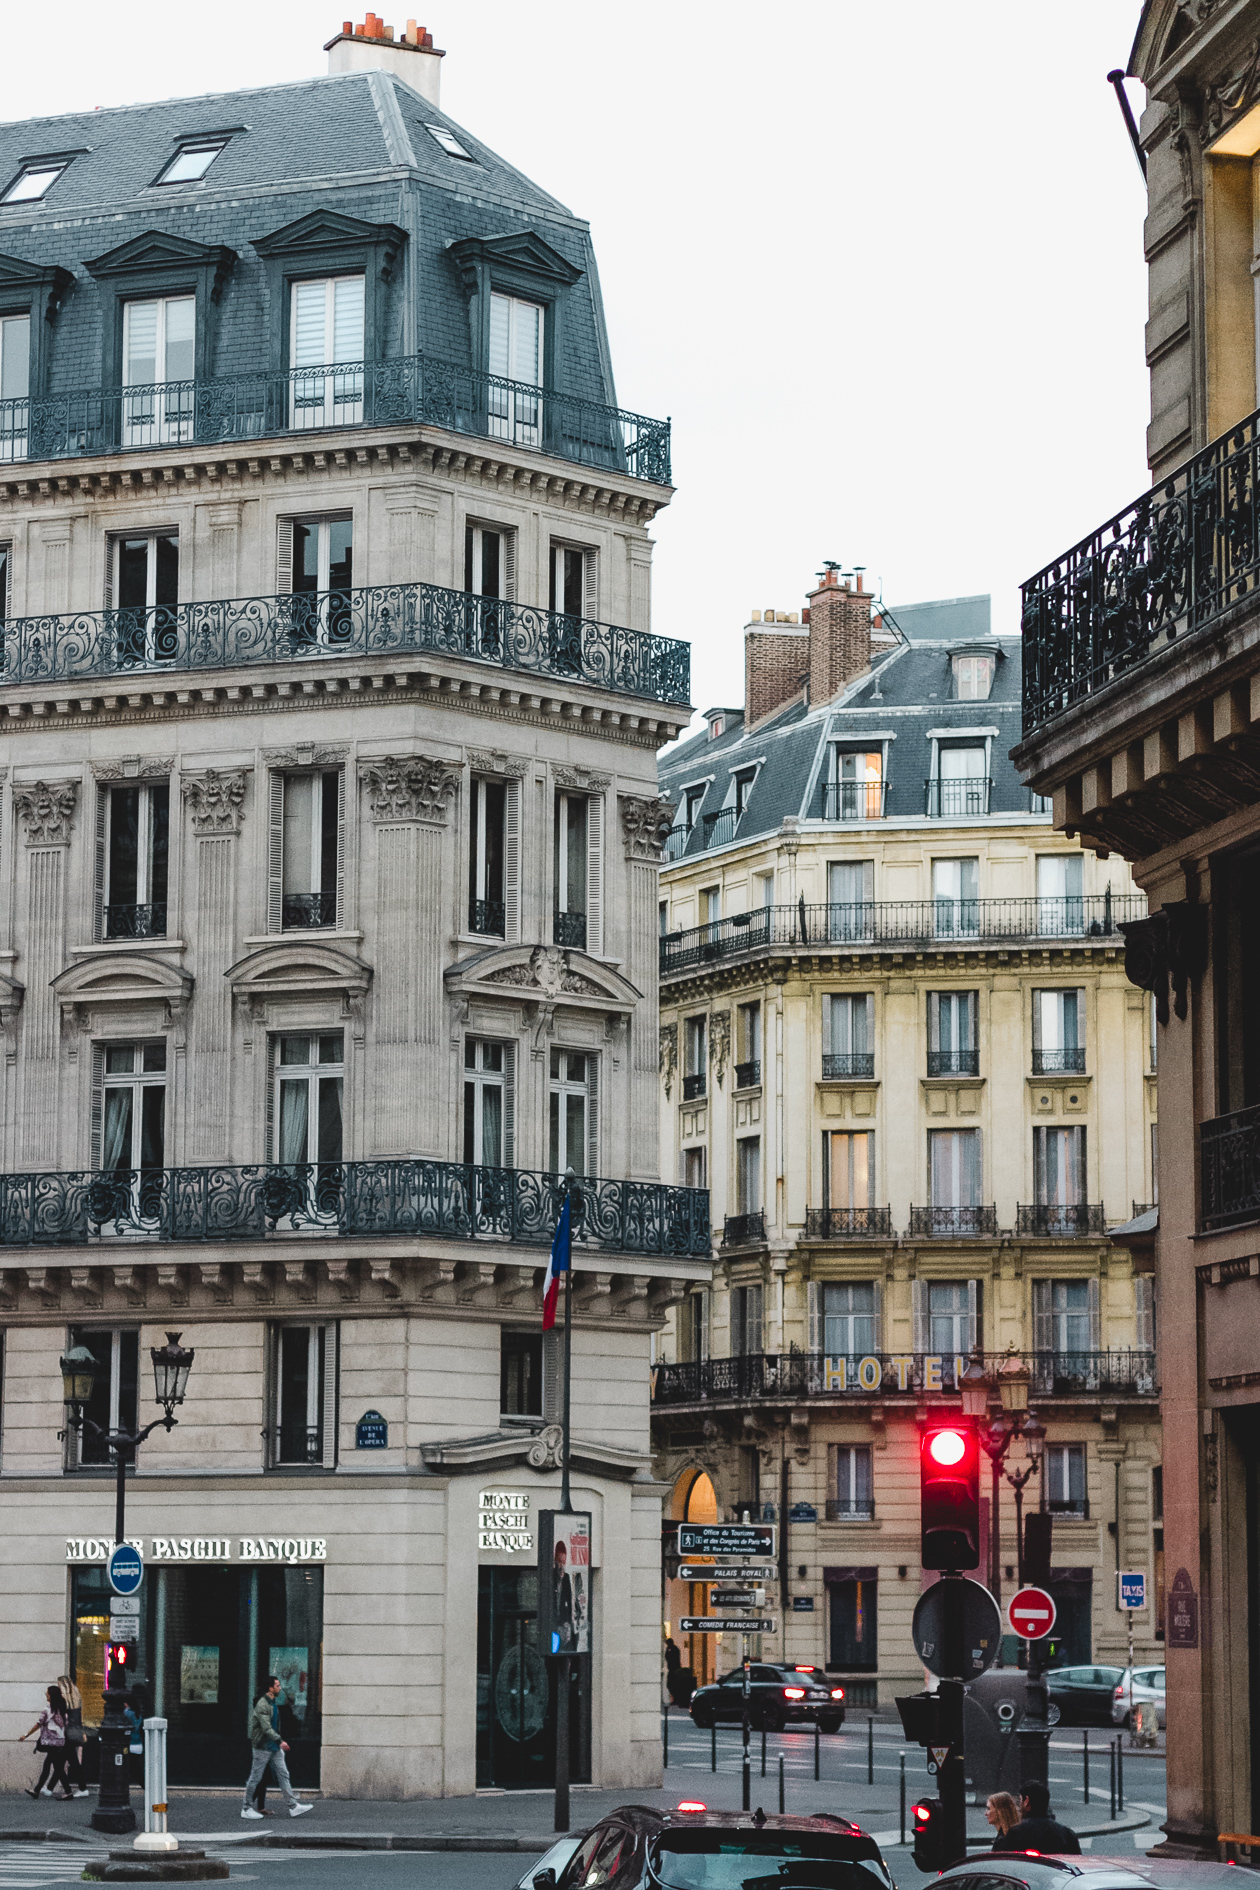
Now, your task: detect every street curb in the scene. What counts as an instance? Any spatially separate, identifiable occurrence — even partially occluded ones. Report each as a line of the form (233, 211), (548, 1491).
(0, 1828), (554, 1853)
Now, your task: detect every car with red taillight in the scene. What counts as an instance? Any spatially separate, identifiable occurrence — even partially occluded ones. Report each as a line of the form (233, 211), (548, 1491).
(688, 1661), (845, 1732)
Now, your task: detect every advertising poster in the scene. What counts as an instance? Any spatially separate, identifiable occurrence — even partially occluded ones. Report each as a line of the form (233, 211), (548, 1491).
(269, 1646), (310, 1721)
(537, 1511), (591, 1656)
(180, 1645), (220, 1704)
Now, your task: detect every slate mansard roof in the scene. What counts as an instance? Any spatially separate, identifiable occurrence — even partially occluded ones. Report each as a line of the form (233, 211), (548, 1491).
(659, 595), (1031, 842)
(0, 69), (617, 406)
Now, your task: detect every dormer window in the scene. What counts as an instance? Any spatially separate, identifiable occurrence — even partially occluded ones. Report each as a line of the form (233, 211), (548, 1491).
(953, 653), (994, 700)
(709, 716), (725, 739)
(155, 140), (228, 185)
(425, 124), (474, 161)
(2, 160), (68, 204)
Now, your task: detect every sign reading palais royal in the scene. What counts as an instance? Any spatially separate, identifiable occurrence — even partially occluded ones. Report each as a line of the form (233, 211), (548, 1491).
(66, 1535), (327, 1565)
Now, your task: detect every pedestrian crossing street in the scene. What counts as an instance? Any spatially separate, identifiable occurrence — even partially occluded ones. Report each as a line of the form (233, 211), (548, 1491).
(0, 1843), (107, 1887)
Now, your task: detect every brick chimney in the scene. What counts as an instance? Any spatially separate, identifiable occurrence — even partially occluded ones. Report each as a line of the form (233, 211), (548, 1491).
(807, 564), (872, 705)
(326, 17), (445, 105)
(744, 614), (809, 727)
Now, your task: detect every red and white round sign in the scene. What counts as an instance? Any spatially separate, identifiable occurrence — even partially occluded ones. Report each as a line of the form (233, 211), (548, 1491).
(1007, 1586), (1056, 1640)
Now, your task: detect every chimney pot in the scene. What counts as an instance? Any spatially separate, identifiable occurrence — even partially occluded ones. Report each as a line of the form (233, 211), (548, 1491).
(806, 560), (873, 706)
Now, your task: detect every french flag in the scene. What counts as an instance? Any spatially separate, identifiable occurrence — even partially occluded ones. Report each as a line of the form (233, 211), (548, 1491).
(542, 1194), (572, 1331)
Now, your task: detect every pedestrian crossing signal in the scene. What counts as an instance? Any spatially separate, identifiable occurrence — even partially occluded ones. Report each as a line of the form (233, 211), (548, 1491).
(912, 1795), (946, 1871)
(920, 1421), (980, 1570)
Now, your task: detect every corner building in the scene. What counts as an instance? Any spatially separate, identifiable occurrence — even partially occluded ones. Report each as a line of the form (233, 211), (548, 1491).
(653, 574), (1160, 1703)
(0, 24), (707, 1797)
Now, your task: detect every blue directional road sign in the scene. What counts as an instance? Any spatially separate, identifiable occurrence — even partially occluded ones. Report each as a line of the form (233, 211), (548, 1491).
(108, 1542), (144, 1596)
(1118, 1569), (1147, 1610)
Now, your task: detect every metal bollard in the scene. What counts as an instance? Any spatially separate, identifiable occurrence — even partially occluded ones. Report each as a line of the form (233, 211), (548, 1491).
(1117, 1736), (1124, 1812)
(899, 1751), (906, 1847)
(1083, 1727), (1089, 1804)
(663, 1705), (668, 1769)
(1109, 1739), (1117, 1820)
(712, 1722), (717, 1773)
(868, 1715), (874, 1785)
(136, 1718), (175, 1854)
(761, 1725), (767, 1778)
(814, 1720), (820, 1782)
(779, 1751), (785, 1815)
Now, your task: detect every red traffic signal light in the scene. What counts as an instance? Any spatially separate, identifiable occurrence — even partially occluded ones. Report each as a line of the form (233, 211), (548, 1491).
(912, 1795), (946, 1871)
(920, 1420), (980, 1571)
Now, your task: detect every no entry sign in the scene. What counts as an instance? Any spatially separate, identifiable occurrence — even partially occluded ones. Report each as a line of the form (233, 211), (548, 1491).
(1007, 1586), (1056, 1640)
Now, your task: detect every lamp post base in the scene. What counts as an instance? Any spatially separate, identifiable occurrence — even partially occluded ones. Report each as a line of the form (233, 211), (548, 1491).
(91, 1808), (138, 1836)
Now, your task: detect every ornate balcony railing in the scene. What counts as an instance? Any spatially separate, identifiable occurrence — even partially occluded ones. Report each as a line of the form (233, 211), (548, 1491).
(0, 576), (690, 705)
(1021, 405), (1260, 732)
(908, 1205), (999, 1237)
(1200, 1103), (1260, 1229)
(803, 1207), (893, 1239)
(0, 354), (672, 486)
(821, 1053), (875, 1080)
(1016, 1203), (1107, 1236)
(468, 898), (506, 938)
(273, 1422), (324, 1467)
(822, 781), (886, 821)
(652, 1348), (1158, 1407)
(721, 1211), (765, 1247)
(681, 1073), (706, 1101)
(658, 894), (1145, 975)
(1032, 1047), (1087, 1075)
(734, 1059), (761, 1089)
(282, 892), (336, 931)
(926, 778), (993, 818)
(0, 1160), (711, 1255)
(701, 807), (740, 849)
(553, 910), (588, 950)
(104, 902), (167, 940)
(926, 1049), (979, 1077)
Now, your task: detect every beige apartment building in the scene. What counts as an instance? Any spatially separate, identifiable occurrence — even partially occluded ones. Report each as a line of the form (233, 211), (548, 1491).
(652, 575), (1160, 1704)
(0, 27), (706, 1798)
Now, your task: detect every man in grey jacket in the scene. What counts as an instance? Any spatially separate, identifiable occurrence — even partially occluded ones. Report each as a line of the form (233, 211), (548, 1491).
(241, 1677), (313, 1821)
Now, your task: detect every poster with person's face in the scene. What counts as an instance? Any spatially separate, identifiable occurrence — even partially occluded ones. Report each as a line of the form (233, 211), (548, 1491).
(537, 1511), (592, 1657)
(268, 1646), (309, 1722)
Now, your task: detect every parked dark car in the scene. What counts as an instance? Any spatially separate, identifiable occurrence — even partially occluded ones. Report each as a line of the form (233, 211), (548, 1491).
(689, 1662), (845, 1732)
(1046, 1664), (1126, 1725)
(528, 1804), (894, 1890)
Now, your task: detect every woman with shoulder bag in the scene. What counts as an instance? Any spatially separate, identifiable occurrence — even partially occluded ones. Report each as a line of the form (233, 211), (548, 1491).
(57, 1676), (90, 1798)
(18, 1685), (72, 1799)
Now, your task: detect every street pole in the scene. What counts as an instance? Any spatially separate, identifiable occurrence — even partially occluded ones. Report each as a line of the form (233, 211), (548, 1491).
(560, 1200), (574, 1517)
(935, 1575), (967, 1868)
(1014, 1483), (1025, 1589)
(741, 1646), (751, 1811)
(553, 1188), (575, 1833)
(92, 1437), (136, 1835)
(991, 1452), (1002, 1616)
(1017, 1631), (1050, 1792)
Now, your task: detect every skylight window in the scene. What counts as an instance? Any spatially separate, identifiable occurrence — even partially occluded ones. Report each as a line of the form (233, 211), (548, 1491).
(3, 162), (68, 204)
(157, 141), (227, 185)
(425, 123), (474, 161)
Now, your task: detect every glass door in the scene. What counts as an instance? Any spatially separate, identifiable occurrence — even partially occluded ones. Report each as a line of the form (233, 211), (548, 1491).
(122, 296), (195, 446)
(476, 1566), (589, 1788)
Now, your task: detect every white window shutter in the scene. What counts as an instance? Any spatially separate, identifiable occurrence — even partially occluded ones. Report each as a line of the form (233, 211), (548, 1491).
(292, 280), (329, 369)
(748, 1284), (763, 1356)
(582, 548), (598, 621)
(267, 772), (285, 933)
(543, 1328), (562, 1420)
(502, 1041), (516, 1169)
(1135, 1275), (1155, 1352)
(504, 779), (521, 944)
(586, 1054), (599, 1178)
(504, 530), (517, 602)
(911, 1279), (929, 1354)
(334, 769), (347, 929)
(320, 1323), (339, 1469)
(699, 1290), (710, 1361)
(94, 788), (109, 943)
(808, 1279), (823, 1355)
(585, 793), (603, 955)
(967, 1279), (980, 1353)
(822, 994), (833, 1056)
(1032, 1279), (1052, 1353)
(872, 1278), (884, 1353)
(103, 536), (114, 612)
(90, 1044), (105, 1168)
(1032, 990), (1043, 1052)
(1088, 1274), (1101, 1351)
(277, 517), (294, 594)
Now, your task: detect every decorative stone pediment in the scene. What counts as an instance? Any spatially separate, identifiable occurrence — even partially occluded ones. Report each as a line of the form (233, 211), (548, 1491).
(620, 793), (676, 860)
(447, 943), (639, 1014)
(93, 757), (175, 784)
(359, 755), (460, 824)
(15, 780), (77, 846)
(467, 749), (528, 780)
(226, 941), (373, 1010)
(553, 765), (611, 793)
(52, 954), (193, 1037)
(446, 231), (583, 296)
(419, 1424), (646, 1480)
(264, 743), (348, 769)
(252, 210), (406, 279)
(182, 769), (248, 835)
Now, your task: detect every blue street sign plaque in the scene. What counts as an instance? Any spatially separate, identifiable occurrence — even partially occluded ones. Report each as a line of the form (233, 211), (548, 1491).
(355, 1410), (389, 1450)
(108, 1542), (143, 1596)
(1118, 1569), (1147, 1610)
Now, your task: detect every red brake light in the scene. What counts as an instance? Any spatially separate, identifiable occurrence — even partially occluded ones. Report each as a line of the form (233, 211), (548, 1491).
(783, 1686), (806, 1699)
(793, 1664), (816, 1673)
(1114, 1684), (1124, 1697)
(677, 1801), (706, 1814)
(927, 1428), (966, 1465)
(830, 1687), (845, 1699)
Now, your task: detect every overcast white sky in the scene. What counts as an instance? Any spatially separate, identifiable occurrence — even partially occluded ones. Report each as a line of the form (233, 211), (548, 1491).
(0, 1), (1151, 724)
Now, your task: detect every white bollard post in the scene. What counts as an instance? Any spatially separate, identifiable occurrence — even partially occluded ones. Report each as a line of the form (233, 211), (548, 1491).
(134, 1718), (178, 1853)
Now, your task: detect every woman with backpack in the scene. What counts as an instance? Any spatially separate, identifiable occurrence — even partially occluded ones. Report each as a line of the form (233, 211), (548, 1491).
(18, 1685), (72, 1799)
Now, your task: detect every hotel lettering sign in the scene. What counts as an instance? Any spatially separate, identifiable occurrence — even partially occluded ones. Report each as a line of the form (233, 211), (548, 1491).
(66, 1536), (327, 1565)
(820, 1355), (968, 1391)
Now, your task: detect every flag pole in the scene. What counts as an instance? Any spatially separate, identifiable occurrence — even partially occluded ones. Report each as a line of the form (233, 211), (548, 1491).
(561, 1167), (575, 1515)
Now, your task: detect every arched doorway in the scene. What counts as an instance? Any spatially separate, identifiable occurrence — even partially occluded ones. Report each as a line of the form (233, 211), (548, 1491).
(667, 1467), (718, 1687)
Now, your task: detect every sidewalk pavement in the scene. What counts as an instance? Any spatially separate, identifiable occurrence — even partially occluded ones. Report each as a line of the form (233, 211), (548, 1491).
(0, 1783), (1154, 1852)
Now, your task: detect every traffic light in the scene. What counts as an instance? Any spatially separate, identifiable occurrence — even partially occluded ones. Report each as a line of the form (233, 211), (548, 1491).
(920, 1421), (980, 1570)
(912, 1796), (946, 1871)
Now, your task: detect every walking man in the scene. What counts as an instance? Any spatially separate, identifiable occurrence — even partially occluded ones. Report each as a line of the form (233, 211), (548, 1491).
(241, 1677), (312, 1821)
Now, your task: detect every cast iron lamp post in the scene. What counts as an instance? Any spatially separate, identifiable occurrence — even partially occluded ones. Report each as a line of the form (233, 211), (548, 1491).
(59, 1332), (195, 1835)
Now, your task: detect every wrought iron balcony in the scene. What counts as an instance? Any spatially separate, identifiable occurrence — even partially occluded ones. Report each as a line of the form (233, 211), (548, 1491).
(468, 897), (506, 938)
(0, 1160), (711, 1255)
(1021, 406), (1260, 731)
(734, 1058), (761, 1088)
(803, 1207), (893, 1239)
(701, 807), (739, 849)
(273, 1422), (324, 1467)
(104, 902), (167, 940)
(926, 1049), (979, 1077)
(822, 781), (886, 821)
(925, 778), (993, 818)
(659, 894), (1144, 975)
(821, 1053), (875, 1080)
(652, 1348), (1158, 1407)
(553, 909), (587, 950)
(1032, 1047), (1087, 1075)
(908, 1204), (998, 1237)
(721, 1211), (766, 1247)
(0, 354), (672, 486)
(1200, 1103), (1260, 1230)
(0, 576), (689, 706)
(1131, 1201), (1156, 1219)
(1015, 1202), (1107, 1236)
(282, 892), (337, 930)
(681, 1073), (706, 1101)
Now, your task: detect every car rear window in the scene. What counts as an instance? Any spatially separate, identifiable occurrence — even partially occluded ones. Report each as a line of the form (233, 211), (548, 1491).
(652, 1833), (893, 1890)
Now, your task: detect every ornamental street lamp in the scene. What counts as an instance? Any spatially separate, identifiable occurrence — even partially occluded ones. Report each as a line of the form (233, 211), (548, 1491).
(59, 1331), (195, 1835)
(967, 1352), (1040, 1613)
